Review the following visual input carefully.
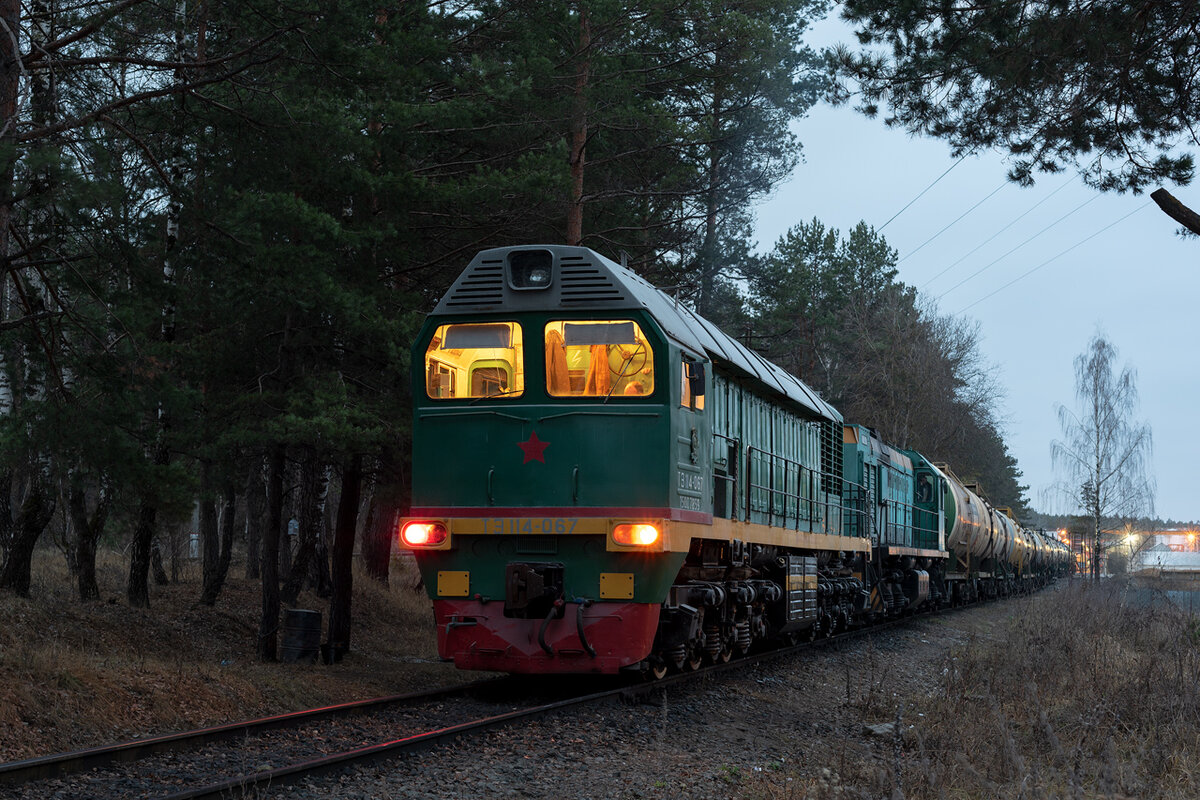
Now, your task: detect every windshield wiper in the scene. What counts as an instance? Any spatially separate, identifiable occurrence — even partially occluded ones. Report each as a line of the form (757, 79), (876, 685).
(470, 389), (523, 404)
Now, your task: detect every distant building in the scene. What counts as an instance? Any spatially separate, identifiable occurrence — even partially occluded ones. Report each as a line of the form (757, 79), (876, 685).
(1131, 531), (1200, 573)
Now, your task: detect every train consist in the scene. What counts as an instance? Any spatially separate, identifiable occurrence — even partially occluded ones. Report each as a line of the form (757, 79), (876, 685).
(400, 245), (1071, 676)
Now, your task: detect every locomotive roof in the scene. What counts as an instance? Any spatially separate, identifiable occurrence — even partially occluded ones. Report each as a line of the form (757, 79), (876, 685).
(846, 424), (914, 471)
(433, 245), (841, 423)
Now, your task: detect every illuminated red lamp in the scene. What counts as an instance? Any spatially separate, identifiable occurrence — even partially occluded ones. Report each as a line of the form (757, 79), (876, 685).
(612, 523), (660, 547)
(400, 521), (448, 548)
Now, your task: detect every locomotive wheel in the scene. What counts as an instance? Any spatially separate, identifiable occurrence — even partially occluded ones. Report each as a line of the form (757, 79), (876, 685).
(685, 651), (703, 671)
(717, 648), (732, 664)
(645, 657), (669, 680)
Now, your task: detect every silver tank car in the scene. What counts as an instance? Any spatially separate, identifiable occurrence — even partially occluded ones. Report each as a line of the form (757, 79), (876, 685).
(938, 464), (1065, 602)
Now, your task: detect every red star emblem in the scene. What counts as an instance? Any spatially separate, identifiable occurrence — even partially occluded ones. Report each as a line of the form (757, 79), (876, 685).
(517, 431), (550, 464)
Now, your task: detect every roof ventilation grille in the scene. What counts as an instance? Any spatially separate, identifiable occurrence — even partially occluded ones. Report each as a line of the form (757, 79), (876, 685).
(559, 262), (625, 304)
(444, 260), (505, 307)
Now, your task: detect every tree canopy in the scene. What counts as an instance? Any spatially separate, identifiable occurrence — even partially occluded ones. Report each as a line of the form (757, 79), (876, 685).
(835, 0), (1199, 193)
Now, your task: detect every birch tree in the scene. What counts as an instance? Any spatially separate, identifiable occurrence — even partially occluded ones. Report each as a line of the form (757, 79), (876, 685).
(1051, 334), (1155, 579)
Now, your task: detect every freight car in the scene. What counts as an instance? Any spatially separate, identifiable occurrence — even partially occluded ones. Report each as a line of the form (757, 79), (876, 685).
(399, 245), (1068, 676)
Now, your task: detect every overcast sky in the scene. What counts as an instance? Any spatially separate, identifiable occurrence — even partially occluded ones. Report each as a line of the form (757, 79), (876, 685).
(754, 20), (1198, 523)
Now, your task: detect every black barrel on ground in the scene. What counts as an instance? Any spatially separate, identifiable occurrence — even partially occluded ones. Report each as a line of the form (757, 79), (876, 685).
(280, 609), (322, 663)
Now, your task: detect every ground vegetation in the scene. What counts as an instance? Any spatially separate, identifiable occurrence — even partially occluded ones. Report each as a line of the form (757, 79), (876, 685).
(6, 557), (1194, 800)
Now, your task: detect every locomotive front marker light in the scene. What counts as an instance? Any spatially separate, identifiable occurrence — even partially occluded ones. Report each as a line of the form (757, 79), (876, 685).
(401, 520), (449, 548)
(612, 523), (661, 547)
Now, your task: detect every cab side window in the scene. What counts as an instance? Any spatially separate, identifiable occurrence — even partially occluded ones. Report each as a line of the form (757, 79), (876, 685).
(681, 357), (705, 411)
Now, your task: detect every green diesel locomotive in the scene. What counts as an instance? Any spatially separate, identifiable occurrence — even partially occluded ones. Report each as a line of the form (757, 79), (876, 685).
(400, 245), (1068, 676)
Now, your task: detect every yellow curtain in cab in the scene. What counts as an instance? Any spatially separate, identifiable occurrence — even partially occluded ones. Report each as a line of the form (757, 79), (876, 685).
(584, 344), (610, 395)
(546, 329), (571, 395)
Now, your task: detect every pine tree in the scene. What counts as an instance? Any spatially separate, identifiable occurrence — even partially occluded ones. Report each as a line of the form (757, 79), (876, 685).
(836, 0), (1197, 192)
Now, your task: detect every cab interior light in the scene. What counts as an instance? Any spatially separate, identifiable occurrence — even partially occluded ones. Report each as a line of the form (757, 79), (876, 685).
(612, 523), (660, 547)
(401, 521), (448, 547)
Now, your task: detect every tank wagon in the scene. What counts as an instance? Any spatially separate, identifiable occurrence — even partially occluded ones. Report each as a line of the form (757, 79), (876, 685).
(400, 245), (1066, 676)
(921, 459), (1072, 601)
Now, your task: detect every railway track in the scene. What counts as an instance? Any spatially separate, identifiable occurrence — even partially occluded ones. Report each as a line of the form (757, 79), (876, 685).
(0, 679), (504, 795)
(0, 596), (1014, 800)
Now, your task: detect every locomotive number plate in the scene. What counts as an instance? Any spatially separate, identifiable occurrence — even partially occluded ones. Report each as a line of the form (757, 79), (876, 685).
(482, 518), (579, 535)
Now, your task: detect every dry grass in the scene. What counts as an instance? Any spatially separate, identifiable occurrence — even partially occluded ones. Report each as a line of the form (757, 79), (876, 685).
(741, 581), (1200, 800)
(8, 555), (1197, 800)
(0, 547), (465, 761)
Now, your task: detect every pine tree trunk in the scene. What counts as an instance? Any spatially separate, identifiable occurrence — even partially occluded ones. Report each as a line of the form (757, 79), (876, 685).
(199, 461), (220, 603)
(258, 445), (285, 660)
(244, 458), (264, 580)
(0, 469), (12, 554)
(0, 0), (17, 290)
(282, 452), (323, 606)
(134, 0), (186, 605)
(128, 502), (155, 607)
(361, 445), (405, 585)
(199, 483), (235, 606)
(310, 466), (332, 598)
(328, 454), (362, 660)
(68, 480), (108, 602)
(0, 480), (55, 597)
(564, 3), (591, 245)
(0, 4), (18, 509)
(216, 483), (235, 587)
(360, 492), (388, 586)
(279, 458), (298, 580)
(151, 535), (170, 585)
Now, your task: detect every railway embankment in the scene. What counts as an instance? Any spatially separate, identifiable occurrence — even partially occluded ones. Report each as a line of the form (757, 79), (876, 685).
(4, 560), (1194, 799)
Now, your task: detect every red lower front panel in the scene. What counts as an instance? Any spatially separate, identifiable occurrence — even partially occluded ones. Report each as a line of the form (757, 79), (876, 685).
(432, 599), (661, 674)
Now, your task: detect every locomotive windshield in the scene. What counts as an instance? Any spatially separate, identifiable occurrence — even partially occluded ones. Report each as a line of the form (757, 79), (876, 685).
(544, 320), (655, 397)
(424, 322), (524, 399)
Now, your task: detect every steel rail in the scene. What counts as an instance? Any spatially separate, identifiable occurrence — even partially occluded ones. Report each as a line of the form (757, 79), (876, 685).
(156, 596), (1019, 799)
(155, 683), (639, 800)
(0, 677), (506, 786)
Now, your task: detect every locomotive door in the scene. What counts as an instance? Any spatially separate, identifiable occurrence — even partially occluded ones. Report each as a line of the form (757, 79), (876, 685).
(913, 469), (940, 550)
(867, 463), (879, 546)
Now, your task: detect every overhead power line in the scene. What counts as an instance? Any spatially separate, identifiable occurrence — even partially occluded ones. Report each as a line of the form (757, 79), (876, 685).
(957, 202), (1152, 313)
(920, 175), (1078, 289)
(935, 192), (1101, 301)
(878, 154), (967, 232)
(900, 181), (1006, 263)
